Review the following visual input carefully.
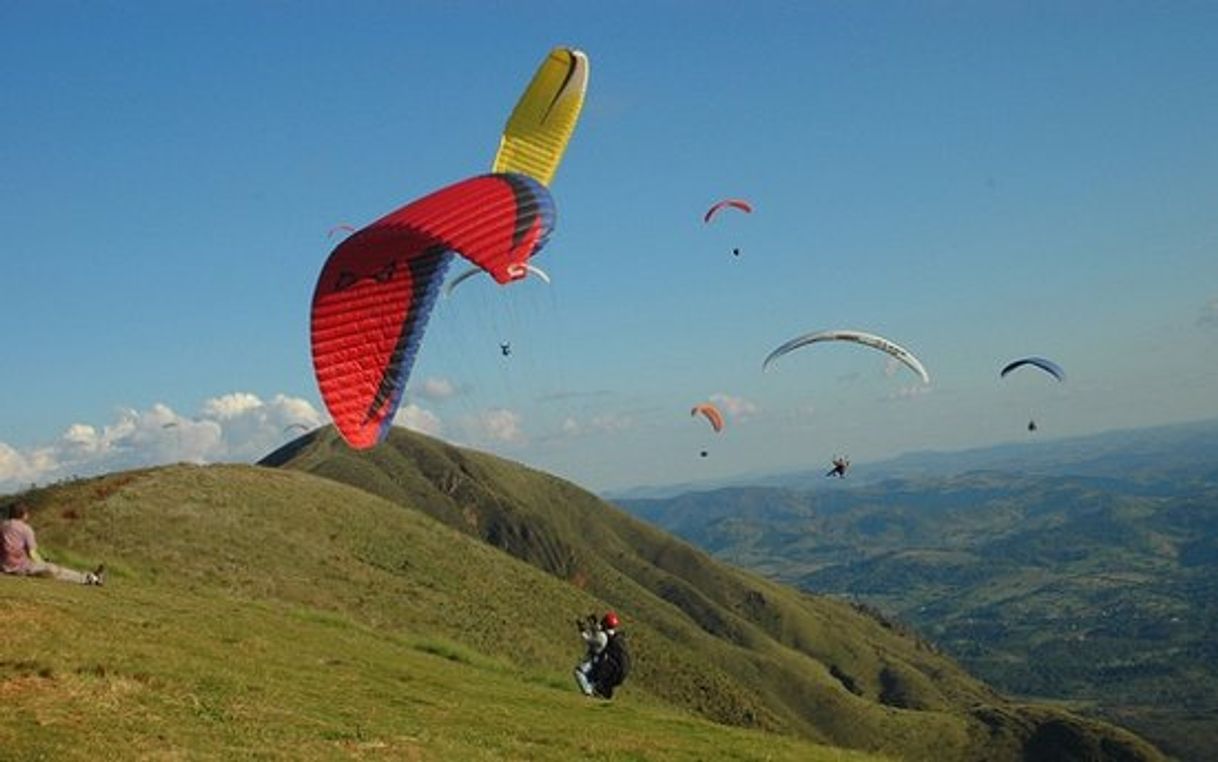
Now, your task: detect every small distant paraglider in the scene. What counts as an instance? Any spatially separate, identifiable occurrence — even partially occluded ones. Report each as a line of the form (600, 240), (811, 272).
(704, 198), (752, 259)
(826, 456), (850, 479)
(283, 423), (310, 437)
(761, 331), (926, 481)
(1000, 357), (1065, 434)
(327, 224), (356, 239)
(500, 342), (512, 357)
(690, 402), (724, 458)
(763, 329), (931, 385)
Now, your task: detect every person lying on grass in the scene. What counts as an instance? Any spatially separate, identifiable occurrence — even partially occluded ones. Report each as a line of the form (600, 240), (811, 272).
(1, 501), (104, 586)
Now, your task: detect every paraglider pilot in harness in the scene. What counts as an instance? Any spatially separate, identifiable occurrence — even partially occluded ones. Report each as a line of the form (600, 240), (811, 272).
(573, 611), (630, 699)
(826, 455), (850, 478)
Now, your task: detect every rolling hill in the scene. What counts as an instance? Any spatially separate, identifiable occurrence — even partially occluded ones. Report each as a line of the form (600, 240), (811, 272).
(2, 462), (875, 761)
(617, 439), (1218, 761)
(252, 426), (1163, 761)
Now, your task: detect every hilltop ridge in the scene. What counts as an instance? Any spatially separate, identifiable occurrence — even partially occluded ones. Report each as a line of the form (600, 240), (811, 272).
(3, 462), (873, 760)
(260, 425), (1164, 761)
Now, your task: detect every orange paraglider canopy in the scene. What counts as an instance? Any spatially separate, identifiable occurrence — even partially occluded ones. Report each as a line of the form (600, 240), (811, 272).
(690, 402), (726, 432)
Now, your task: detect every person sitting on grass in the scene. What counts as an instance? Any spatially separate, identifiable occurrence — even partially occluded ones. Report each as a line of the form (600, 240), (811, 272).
(1, 502), (104, 586)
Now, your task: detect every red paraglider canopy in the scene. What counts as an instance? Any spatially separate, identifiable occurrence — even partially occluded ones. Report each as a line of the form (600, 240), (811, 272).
(703, 198), (753, 223)
(311, 172), (555, 450)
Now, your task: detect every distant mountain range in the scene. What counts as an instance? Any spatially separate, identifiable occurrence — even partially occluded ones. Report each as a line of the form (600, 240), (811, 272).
(614, 418), (1218, 761)
(606, 418), (1218, 499)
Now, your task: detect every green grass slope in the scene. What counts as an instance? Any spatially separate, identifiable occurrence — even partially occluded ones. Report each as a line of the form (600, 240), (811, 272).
(259, 426), (1163, 762)
(2, 464), (875, 761)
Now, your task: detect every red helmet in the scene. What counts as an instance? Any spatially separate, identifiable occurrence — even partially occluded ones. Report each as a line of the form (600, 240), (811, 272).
(601, 611), (620, 629)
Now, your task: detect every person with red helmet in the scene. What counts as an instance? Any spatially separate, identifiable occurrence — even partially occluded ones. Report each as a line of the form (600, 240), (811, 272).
(573, 610), (630, 699)
(573, 612), (609, 697)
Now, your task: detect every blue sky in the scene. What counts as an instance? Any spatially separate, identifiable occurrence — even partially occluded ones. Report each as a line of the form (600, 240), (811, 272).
(2, 2), (1216, 492)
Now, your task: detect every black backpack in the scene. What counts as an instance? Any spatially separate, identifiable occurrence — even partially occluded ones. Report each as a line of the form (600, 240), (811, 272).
(594, 632), (631, 689)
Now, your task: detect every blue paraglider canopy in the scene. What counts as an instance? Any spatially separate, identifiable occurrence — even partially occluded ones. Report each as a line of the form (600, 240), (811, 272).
(999, 357), (1065, 382)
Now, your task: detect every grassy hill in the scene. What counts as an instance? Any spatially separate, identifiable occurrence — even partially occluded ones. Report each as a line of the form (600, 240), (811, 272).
(252, 426), (1163, 761)
(619, 472), (1218, 761)
(2, 463), (875, 761)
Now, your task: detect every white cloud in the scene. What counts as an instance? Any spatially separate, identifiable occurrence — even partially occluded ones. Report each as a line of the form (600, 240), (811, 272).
(709, 393), (759, 421)
(413, 376), (460, 401)
(202, 392), (263, 420)
(393, 403), (444, 437)
(462, 408), (526, 445)
(0, 442), (56, 488)
(0, 393), (325, 494)
(198, 393), (324, 461)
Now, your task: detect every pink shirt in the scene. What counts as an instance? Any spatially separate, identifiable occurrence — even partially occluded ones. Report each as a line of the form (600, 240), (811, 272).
(1, 518), (36, 573)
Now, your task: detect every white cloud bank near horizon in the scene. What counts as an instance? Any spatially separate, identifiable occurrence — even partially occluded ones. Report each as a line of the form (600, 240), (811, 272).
(0, 393), (324, 494)
(0, 385), (557, 494)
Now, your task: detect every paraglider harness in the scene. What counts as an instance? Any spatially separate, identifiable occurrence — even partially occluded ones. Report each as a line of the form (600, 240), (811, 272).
(590, 628), (630, 698)
(827, 456), (850, 478)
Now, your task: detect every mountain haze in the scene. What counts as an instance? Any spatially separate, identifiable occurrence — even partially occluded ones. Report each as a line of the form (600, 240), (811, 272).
(606, 419), (1218, 499)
